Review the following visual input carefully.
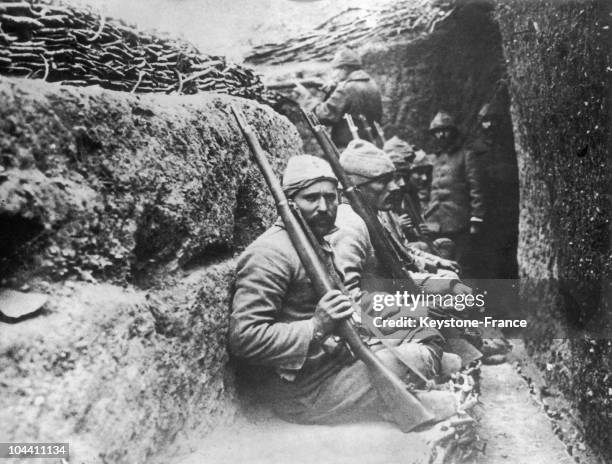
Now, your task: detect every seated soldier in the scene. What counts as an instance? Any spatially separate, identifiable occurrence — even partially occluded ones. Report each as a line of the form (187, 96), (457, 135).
(329, 140), (482, 367)
(229, 154), (447, 427)
(380, 136), (459, 273)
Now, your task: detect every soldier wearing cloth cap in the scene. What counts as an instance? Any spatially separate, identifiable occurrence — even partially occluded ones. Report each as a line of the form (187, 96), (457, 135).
(229, 155), (445, 427)
(379, 137), (460, 272)
(330, 140), (482, 367)
(293, 48), (383, 149)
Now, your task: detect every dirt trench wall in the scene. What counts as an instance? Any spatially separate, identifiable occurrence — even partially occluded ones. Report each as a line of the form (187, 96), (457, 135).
(0, 77), (302, 463)
(0, 76), (295, 284)
(496, 0), (611, 459)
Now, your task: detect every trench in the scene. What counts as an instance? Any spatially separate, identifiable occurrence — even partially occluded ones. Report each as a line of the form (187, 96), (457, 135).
(0, 1), (609, 463)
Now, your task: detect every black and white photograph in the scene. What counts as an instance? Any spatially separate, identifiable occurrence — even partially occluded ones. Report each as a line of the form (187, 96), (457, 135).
(0, 0), (609, 463)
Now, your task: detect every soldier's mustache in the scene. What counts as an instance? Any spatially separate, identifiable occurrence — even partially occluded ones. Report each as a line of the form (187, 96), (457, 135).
(310, 213), (334, 227)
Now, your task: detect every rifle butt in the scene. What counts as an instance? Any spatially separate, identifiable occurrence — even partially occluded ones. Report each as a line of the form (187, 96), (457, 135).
(337, 321), (435, 432)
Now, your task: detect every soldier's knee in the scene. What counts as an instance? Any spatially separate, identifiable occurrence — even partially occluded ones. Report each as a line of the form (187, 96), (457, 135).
(440, 352), (462, 378)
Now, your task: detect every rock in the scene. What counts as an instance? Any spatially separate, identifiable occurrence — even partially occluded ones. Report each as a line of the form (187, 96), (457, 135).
(0, 73), (303, 463)
(0, 264), (238, 464)
(0, 76), (300, 285)
(0, 289), (48, 320)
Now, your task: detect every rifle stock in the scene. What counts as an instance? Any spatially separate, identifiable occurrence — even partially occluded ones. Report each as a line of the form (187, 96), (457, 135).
(231, 104), (435, 432)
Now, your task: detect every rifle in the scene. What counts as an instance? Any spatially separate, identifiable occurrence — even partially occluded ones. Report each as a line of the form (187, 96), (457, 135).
(343, 113), (361, 141)
(301, 109), (471, 323)
(231, 104), (437, 432)
(399, 193), (443, 257)
(373, 120), (386, 146)
(358, 114), (379, 147)
(265, 78), (325, 92)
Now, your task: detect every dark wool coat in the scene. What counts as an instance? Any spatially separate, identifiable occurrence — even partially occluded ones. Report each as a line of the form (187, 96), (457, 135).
(313, 69), (383, 148)
(426, 146), (485, 234)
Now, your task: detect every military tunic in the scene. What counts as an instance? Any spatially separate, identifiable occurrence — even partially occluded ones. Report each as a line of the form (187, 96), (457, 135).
(313, 69), (383, 149)
(229, 220), (439, 425)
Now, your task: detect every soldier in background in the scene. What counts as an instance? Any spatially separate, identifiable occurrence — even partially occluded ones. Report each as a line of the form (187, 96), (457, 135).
(471, 103), (519, 280)
(407, 151), (432, 214)
(469, 103), (520, 324)
(426, 111), (485, 278)
(380, 136), (459, 271)
(293, 47), (383, 149)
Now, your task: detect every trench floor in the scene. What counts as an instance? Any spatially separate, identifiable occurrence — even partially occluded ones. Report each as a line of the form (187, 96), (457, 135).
(176, 342), (576, 464)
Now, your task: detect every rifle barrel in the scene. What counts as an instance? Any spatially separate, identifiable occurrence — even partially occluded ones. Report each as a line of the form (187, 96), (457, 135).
(343, 113), (360, 141)
(358, 114), (375, 144)
(265, 79), (324, 92)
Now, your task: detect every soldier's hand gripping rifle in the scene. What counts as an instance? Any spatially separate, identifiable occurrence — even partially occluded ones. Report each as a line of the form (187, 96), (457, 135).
(231, 104), (438, 432)
(400, 193), (445, 258)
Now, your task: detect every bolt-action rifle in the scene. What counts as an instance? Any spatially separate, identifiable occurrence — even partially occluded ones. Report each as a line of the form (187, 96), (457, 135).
(231, 104), (442, 432)
(304, 109), (420, 294)
(357, 114), (380, 147)
(398, 193), (445, 259)
(373, 120), (386, 146)
(301, 109), (471, 322)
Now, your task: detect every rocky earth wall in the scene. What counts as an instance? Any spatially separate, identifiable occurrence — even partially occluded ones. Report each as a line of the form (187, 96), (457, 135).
(362, 2), (507, 151)
(0, 76), (302, 463)
(496, 0), (612, 459)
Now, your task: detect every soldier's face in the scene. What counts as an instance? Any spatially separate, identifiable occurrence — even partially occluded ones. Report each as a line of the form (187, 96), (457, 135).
(293, 180), (339, 238)
(360, 173), (402, 211)
(433, 129), (453, 141)
(432, 129), (456, 150)
(409, 170), (429, 190)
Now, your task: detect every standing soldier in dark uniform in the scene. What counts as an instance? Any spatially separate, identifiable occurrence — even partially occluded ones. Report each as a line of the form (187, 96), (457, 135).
(293, 48), (383, 149)
(425, 111), (485, 278)
(470, 103), (520, 324)
(471, 103), (519, 281)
